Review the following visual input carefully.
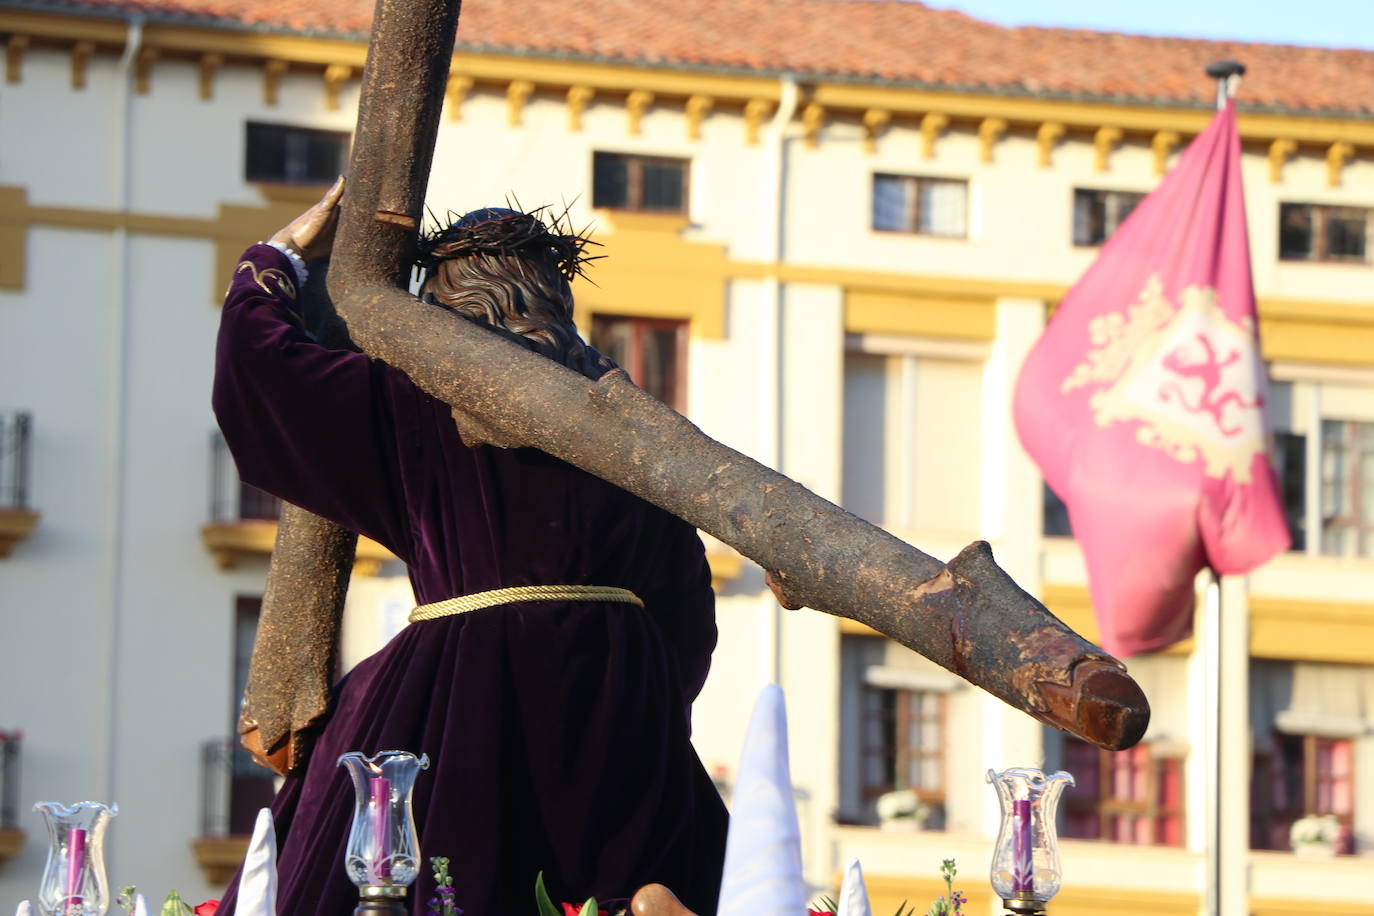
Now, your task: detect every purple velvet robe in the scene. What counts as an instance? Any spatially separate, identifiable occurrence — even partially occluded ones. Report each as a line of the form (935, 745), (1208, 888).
(212, 245), (728, 915)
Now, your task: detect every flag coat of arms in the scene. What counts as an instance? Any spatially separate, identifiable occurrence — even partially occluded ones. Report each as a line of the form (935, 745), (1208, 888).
(1013, 100), (1290, 657)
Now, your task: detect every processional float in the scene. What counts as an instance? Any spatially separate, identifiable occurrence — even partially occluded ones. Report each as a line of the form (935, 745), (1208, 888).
(240, 0), (1149, 836)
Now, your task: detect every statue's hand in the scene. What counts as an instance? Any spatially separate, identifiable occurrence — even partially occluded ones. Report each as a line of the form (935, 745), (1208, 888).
(270, 175), (345, 261)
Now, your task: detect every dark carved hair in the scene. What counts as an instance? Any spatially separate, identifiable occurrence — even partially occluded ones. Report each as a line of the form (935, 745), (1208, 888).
(417, 207), (613, 381)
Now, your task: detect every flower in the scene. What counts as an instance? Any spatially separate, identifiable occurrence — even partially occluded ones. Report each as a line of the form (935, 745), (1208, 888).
(193, 902), (219, 916)
(808, 909), (836, 916)
(561, 903), (608, 916)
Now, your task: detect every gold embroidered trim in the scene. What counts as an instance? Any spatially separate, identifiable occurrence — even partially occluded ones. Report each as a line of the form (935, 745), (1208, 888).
(408, 584), (644, 623)
(235, 259), (297, 299)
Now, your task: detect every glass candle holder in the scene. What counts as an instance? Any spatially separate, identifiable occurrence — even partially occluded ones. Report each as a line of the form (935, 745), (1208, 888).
(34, 802), (117, 916)
(987, 768), (1073, 914)
(337, 751), (429, 892)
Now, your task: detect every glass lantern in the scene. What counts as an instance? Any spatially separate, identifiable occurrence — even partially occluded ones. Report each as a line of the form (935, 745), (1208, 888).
(34, 802), (118, 916)
(987, 768), (1073, 914)
(337, 751), (429, 913)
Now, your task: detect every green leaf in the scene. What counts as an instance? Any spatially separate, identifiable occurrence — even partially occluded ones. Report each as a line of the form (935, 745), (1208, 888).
(534, 871), (561, 916)
(577, 897), (598, 916)
(160, 891), (194, 916)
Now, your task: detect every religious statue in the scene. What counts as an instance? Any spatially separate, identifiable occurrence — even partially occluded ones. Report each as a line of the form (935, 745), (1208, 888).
(221, 1), (1150, 912)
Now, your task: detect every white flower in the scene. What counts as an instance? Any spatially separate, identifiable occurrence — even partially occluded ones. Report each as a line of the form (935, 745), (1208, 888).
(876, 788), (921, 821)
(1289, 814), (1340, 846)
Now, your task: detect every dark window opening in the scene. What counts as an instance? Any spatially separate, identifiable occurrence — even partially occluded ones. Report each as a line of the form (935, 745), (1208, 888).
(1275, 431), (1307, 551)
(246, 122), (350, 185)
(592, 152), (689, 213)
(1279, 203), (1371, 263)
(1251, 734), (1355, 853)
(1073, 188), (1145, 246)
(210, 432), (281, 522)
(1061, 737), (1185, 847)
(590, 315), (688, 411)
(1043, 482), (1072, 538)
(872, 173), (968, 237)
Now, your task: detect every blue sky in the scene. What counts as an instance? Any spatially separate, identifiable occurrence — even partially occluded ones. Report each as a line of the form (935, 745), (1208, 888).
(929, 0), (1374, 50)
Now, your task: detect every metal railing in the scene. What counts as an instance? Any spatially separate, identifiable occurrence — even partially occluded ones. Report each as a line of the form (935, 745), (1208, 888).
(209, 432), (281, 523)
(200, 738), (277, 837)
(0, 412), (32, 510)
(0, 731), (21, 830)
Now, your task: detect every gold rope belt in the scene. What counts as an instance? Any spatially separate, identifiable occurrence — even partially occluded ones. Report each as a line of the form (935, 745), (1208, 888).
(407, 584), (644, 623)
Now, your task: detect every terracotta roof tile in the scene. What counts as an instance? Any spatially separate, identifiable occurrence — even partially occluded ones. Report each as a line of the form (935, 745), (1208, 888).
(9, 0), (1374, 115)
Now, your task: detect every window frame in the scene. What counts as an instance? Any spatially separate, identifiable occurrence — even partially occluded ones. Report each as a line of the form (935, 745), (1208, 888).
(244, 121), (352, 187)
(588, 314), (689, 412)
(870, 172), (969, 239)
(1072, 187), (1146, 247)
(1278, 202), (1373, 264)
(858, 685), (948, 808)
(591, 151), (691, 214)
(1061, 737), (1186, 848)
(1251, 733), (1356, 853)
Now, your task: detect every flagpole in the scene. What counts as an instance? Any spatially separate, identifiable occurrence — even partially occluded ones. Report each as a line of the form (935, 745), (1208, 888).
(1202, 59), (1245, 916)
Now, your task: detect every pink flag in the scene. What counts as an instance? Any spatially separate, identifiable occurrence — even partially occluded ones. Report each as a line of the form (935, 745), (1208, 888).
(1013, 101), (1289, 657)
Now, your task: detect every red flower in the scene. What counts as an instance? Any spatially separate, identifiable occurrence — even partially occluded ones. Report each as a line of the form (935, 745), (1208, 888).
(193, 901), (220, 916)
(561, 904), (607, 916)
(808, 910), (835, 916)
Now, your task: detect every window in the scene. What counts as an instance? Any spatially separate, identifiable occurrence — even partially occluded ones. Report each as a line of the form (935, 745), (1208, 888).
(1043, 483), (1072, 537)
(838, 635), (956, 827)
(1279, 203), (1371, 263)
(0, 730), (19, 831)
(1061, 737), (1185, 847)
(858, 686), (946, 817)
(872, 174), (967, 237)
(1274, 430), (1308, 551)
(201, 598), (276, 838)
(589, 315), (688, 411)
(1320, 420), (1374, 557)
(1073, 188), (1145, 246)
(210, 432), (281, 522)
(592, 152), (689, 213)
(841, 350), (982, 533)
(245, 122), (350, 185)
(1252, 734), (1355, 853)
(0, 411), (31, 510)
(1266, 376), (1374, 559)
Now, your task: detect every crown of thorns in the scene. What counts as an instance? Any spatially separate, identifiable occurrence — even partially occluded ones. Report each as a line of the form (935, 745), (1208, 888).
(415, 205), (601, 281)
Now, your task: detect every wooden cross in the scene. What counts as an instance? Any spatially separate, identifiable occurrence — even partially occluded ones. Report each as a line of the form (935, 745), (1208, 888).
(240, 0), (1149, 774)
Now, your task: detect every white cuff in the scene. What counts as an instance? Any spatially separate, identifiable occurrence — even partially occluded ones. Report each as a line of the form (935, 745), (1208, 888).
(265, 240), (309, 287)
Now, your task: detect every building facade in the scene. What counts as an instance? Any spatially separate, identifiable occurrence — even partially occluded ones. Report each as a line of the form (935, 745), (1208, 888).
(1, 1), (1373, 913)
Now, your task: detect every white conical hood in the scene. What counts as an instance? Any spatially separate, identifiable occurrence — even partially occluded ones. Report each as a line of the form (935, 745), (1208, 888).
(15, 901), (30, 916)
(717, 683), (805, 916)
(836, 858), (872, 916)
(235, 808), (279, 916)
(132, 894), (150, 916)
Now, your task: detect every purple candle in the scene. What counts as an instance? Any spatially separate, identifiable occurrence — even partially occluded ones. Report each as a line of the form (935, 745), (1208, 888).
(1012, 799), (1033, 893)
(369, 776), (392, 883)
(65, 827), (87, 910)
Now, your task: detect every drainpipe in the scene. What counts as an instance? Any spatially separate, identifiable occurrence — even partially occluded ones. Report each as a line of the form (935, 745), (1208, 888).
(99, 11), (142, 845)
(759, 74), (798, 685)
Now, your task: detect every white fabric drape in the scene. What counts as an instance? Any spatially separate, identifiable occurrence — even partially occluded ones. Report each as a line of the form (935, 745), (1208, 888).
(236, 808), (279, 916)
(716, 684), (806, 916)
(836, 858), (873, 916)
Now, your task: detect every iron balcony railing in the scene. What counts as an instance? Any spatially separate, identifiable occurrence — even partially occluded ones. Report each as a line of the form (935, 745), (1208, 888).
(200, 737), (277, 838)
(209, 432), (281, 523)
(0, 412), (32, 510)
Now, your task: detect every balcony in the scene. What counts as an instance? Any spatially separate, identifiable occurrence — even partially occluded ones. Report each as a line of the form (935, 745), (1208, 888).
(201, 433), (394, 576)
(0, 412), (39, 558)
(0, 731), (24, 867)
(189, 737), (277, 885)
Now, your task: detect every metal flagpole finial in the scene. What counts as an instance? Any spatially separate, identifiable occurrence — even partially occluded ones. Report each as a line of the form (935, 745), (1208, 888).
(1205, 59), (1246, 110)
